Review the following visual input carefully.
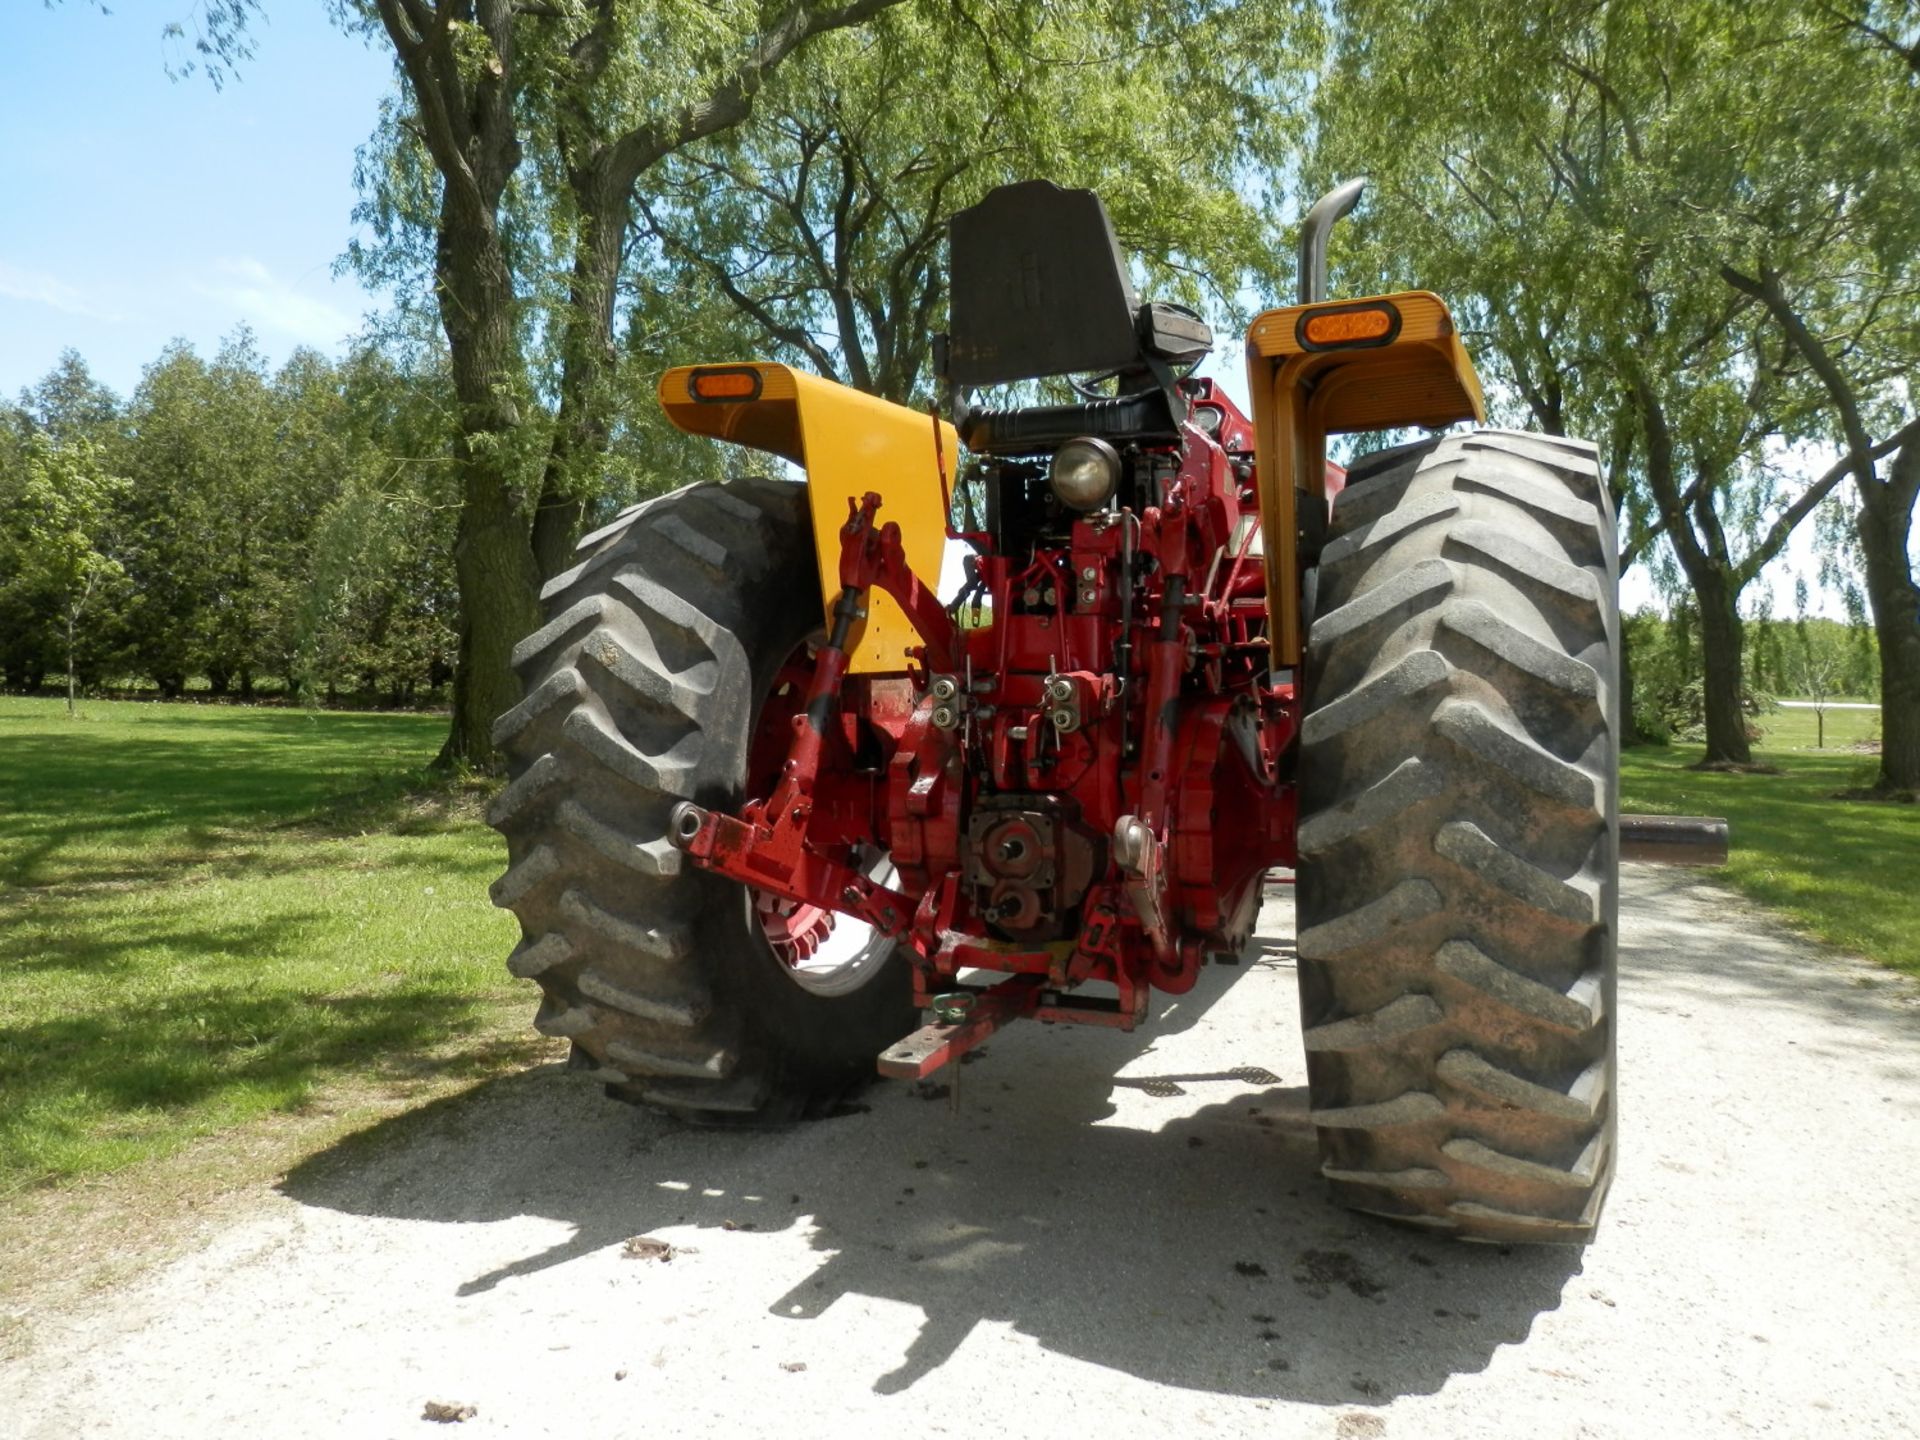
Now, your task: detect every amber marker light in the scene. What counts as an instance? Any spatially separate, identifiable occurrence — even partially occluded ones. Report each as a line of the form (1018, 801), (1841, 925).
(689, 367), (762, 402)
(1296, 302), (1401, 351)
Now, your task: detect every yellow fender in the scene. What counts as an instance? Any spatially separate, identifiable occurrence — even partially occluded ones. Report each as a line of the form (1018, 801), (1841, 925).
(1244, 291), (1488, 669)
(658, 363), (957, 674)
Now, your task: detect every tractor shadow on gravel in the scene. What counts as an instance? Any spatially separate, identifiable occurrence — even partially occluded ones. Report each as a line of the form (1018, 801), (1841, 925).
(282, 932), (1584, 1408)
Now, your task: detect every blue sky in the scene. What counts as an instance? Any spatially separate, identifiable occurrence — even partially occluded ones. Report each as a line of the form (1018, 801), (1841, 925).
(1, 2), (392, 400)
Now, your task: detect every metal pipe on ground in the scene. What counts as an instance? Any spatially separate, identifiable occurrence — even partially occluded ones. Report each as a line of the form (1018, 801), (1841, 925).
(1620, 814), (1730, 867)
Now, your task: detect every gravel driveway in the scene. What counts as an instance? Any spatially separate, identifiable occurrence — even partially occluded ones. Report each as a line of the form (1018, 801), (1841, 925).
(4, 866), (1918, 1439)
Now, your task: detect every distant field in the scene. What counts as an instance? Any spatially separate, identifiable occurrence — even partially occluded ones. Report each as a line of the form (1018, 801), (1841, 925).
(1622, 718), (1918, 978)
(0, 697), (537, 1195)
(1756, 703), (1880, 751)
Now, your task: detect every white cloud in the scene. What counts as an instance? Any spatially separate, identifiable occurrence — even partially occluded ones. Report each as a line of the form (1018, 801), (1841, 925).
(195, 257), (358, 346)
(0, 261), (124, 322)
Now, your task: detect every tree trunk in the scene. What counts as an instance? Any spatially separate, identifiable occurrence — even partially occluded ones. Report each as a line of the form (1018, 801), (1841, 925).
(529, 452), (589, 581)
(1693, 566), (1753, 767)
(433, 196), (542, 771)
(65, 609), (76, 719)
(1857, 450), (1920, 792)
(1623, 367), (1752, 766)
(523, 0), (911, 578)
(1618, 614), (1641, 746)
(365, 0), (536, 770)
(531, 162), (627, 580)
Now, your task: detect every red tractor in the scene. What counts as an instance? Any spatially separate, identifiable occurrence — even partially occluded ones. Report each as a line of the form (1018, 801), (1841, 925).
(489, 180), (1722, 1243)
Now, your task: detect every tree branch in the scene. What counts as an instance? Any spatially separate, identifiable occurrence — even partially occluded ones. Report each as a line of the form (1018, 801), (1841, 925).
(374, 0), (483, 213)
(637, 197), (842, 378)
(608, 0), (906, 192)
(1723, 262), (1881, 487)
(1820, 2), (1920, 75)
(1737, 419), (1920, 586)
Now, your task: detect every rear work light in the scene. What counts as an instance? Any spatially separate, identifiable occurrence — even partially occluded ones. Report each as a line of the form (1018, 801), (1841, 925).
(689, 367), (762, 402)
(1297, 302), (1401, 351)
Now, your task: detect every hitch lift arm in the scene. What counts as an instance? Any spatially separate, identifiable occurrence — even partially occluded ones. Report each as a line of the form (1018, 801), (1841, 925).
(667, 493), (958, 949)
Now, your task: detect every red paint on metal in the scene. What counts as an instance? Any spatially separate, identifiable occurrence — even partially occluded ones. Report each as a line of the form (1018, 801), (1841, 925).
(876, 976), (1044, 1079)
(665, 383), (1308, 1071)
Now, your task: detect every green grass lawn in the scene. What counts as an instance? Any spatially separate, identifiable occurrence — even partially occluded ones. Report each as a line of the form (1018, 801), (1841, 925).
(1, 690), (1910, 1199)
(0, 696), (535, 1196)
(1623, 704), (1918, 978)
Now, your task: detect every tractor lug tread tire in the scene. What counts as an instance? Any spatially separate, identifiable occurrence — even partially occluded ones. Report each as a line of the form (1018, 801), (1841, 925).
(489, 478), (915, 1124)
(1297, 429), (1619, 1244)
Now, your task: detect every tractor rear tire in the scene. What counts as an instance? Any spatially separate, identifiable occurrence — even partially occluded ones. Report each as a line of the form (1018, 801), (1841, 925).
(487, 477), (916, 1122)
(1296, 429), (1619, 1243)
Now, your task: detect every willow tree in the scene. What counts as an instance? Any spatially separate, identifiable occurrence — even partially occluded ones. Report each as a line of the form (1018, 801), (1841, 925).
(625, 0), (1315, 404)
(1310, 0), (1909, 767)
(333, 0), (911, 767)
(1708, 0), (1920, 792)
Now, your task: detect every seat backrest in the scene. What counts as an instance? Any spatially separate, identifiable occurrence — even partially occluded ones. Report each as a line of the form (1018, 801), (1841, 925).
(946, 181), (1143, 388)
